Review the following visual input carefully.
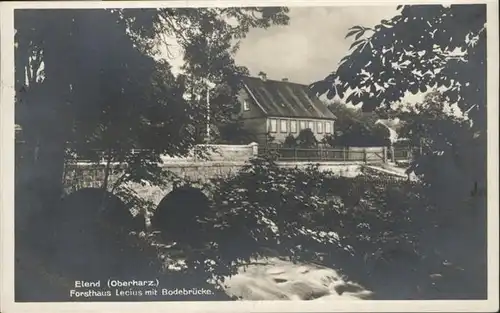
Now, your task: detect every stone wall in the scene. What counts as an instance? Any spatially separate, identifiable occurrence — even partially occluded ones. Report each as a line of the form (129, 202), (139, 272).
(62, 143), (379, 208)
(197, 143), (258, 161)
(161, 143), (258, 163)
(63, 164), (123, 194)
(63, 161), (249, 206)
(63, 159), (368, 207)
(277, 161), (364, 178)
(63, 143), (258, 196)
(125, 162), (248, 205)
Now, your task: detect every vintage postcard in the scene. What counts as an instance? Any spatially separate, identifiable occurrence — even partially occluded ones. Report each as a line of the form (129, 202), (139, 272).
(1, 0), (498, 312)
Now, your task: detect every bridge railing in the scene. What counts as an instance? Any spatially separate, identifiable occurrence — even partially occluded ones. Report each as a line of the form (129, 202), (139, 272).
(260, 145), (418, 164)
(392, 147), (421, 163)
(259, 146), (389, 163)
(63, 143), (259, 163)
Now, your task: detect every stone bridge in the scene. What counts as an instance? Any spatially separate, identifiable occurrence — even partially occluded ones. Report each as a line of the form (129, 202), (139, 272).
(62, 143), (371, 208)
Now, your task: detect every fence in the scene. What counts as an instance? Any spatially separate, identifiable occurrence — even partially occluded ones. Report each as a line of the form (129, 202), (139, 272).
(60, 143), (260, 164)
(393, 148), (411, 162)
(392, 146), (420, 163)
(260, 144), (417, 164)
(259, 146), (388, 163)
(17, 140), (417, 167)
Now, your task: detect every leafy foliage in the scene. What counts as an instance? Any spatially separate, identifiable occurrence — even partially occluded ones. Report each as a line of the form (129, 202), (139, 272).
(215, 116), (258, 144)
(310, 4), (487, 298)
(326, 101), (391, 147)
(14, 7), (290, 300)
(295, 128), (318, 147)
(283, 133), (297, 147)
(15, 7), (289, 209)
(143, 155), (478, 299)
(171, 156), (352, 280)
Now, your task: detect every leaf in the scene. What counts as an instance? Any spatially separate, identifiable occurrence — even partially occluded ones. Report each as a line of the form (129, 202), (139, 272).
(346, 92), (355, 104)
(409, 83), (419, 94)
(349, 25), (364, 31)
(336, 85), (345, 99)
(355, 29), (366, 40)
(345, 29), (360, 39)
(349, 39), (365, 50)
(339, 55), (350, 65)
(326, 88), (336, 100)
(346, 92), (362, 105)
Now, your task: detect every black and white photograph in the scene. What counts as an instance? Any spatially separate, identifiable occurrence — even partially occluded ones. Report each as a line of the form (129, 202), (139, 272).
(1, 0), (498, 312)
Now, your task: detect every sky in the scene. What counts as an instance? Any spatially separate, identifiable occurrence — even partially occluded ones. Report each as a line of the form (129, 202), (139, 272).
(159, 5), (428, 107)
(233, 6), (398, 85)
(160, 6), (398, 84)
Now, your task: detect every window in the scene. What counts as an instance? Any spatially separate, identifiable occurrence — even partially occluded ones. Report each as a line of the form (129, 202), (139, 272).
(290, 120), (297, 133)
(308, 121), (315, 131)
(317, 121), (323, 134)
(325, 122), (332, 134)
(243, 100), (250, 111)
(280, 119), (288, 133)
(299, 120), (307, 130)
(269, 119), (277, 133)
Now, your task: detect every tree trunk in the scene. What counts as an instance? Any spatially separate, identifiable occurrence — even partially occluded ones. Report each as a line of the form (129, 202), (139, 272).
(102, 148), (113, 192)
(33, 134), (67, 210)
(99, 148), (113, 213)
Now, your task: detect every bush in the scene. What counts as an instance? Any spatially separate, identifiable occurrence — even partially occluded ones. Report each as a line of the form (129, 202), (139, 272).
(134, 154), (481, 299)
(283, 133), (297, 147)
(180, 157), (474, 299)
(296, 128), (318, 148)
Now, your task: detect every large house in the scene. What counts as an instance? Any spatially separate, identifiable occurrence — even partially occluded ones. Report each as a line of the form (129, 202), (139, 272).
(236, 73), (337, 145)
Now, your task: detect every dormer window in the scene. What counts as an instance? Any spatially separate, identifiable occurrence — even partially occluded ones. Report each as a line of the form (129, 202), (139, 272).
(243, 100), (250, 111)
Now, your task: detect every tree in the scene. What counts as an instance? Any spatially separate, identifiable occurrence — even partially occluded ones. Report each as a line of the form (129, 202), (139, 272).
(216, 116), (258, 144)
(327, 101), (390, 147)
(15, 7), (290, 217)
(283, 134), (297, 148)
(384, 90), (475, 205)
(310, 4), (487, 297)
(311, 4), (486, 183)
(320, 133), (336, 147)
(311, 3), (486, 204)
(296, 128), (318, 148)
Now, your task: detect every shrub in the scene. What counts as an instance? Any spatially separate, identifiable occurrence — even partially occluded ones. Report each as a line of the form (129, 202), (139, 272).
(296, 128), (317, 148)
(283, 133), (297, 147)
(143, 155), (480, 299)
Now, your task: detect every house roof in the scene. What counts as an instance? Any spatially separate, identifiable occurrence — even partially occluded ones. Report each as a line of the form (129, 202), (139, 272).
(241, 76), (337, 120)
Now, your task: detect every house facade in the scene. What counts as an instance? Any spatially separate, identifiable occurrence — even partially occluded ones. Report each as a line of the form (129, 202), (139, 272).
(236, 73), (336, 146)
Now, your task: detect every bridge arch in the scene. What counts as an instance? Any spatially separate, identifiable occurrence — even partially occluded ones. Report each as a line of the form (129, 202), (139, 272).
(150, 185), (213, 247)
(59, 187), (145, 232)
(52, 188), (155, 279)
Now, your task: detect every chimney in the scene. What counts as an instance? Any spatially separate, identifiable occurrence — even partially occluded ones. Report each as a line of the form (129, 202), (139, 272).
(281, 78), (289, 82)
(258, 71), (267, 81)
